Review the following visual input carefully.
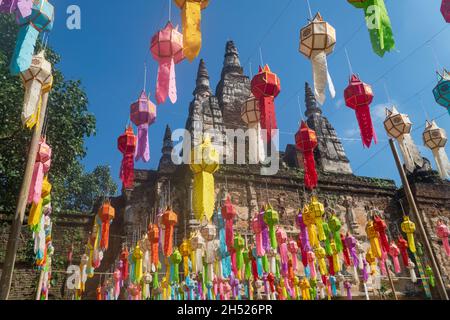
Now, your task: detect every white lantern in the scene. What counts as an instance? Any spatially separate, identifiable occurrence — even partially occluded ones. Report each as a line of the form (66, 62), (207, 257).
(423, 120), (449, 179)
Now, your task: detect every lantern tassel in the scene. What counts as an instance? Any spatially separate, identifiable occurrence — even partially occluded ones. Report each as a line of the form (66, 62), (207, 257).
(135, 124), (150, 163)
(432, 148), (450, 180)
(28, 162), (44, 205)
(355, 104), (378, 148)
(366, 0), (395, 57)
(164, 225), (174, 257)
(156, 57), (178, 104)
(397, 134), (424, 173)
(120, 153), (135, 189)
(10, 25), (39, 75)
(259, 96), (278, 142)
(303, 151), (318, 190)
(179, 1), (203, 61)
(311, 51), (334, 105)
(100, 221), (110, 250)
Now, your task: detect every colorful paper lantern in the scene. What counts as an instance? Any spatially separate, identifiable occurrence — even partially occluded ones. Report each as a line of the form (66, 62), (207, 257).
(401, 216), (416, 254)
(150, 21), (185, 104)
(190, 231), (205, 274)
(436, 220), (450, 257)
(263, 204), (279, 250)
(250, 65), (281, 142)
(389, 241), (401, 273)
(251, 214), (265, 257)
(299, 12), (336, 105)
(433, 70), (450, 114)
(241, 95), (265, 162)
(344, 74), (377, 148)
(348, 0), (395, 57)
(295, 121), (318, 190)
(130, 90), (156, 163)
(28, 176), (51, 230)
(162, 207), (178, 257)
(365, 220), (382, 258)
(308, 197), (326, 241)
(27, 137), (51, 205)
(373, 215), (390, 253)
(0, 0), (32, 18)
(9, 0), (54, 75)
(148, 224), (160, 269)
(98, 201), (115, 251)
(423, 120), (449, 180)
(441, 0), (450, 23)
(173, 0), (209, 61)
(180, 239), (191, 277)
(190, 135), (219, 222)
(132, 243), (143, 284)
(221, 196), (236, 251)
(19, 50), (52, 129)
(117, 126), (137, 190)
(233, 234), (245, 279)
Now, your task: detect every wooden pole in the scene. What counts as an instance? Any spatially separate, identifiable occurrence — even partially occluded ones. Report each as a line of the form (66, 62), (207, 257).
(388, 138), (449, 300)
(35, 269), (45, 300)
(0, 92), (50, 300)
(385, 260), (398, 300)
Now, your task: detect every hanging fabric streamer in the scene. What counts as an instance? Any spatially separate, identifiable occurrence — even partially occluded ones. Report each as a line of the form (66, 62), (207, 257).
(151, 21), (185, 104)
(295, 121), (318, 190)
(117, 126), (137, 190)
(384, 107), (424, 173)
(251, 65), (281, 143)
(9, 0), (54, 75)
(344, 74), (377, 148)
(423, 121), (449, 180)
(173, 0), (209, 61)
(241, 95), (266, 163)
(433, 69), (450, 115)
(190, 135), (219, 222)
(441, 0), (450, 23)
(130, 91), (156, 163)
(299, 12), (336, 105)
(28, 137), (51, 205)
(348, 0), (395, 57)
(436, 220), (450, 257)
(20, 50), (52, 129)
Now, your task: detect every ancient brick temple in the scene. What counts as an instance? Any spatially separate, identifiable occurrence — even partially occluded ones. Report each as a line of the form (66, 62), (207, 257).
(1, 41), (448, 300)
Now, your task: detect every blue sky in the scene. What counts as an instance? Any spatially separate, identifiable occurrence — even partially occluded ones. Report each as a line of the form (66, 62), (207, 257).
(47, 0), (449, 190)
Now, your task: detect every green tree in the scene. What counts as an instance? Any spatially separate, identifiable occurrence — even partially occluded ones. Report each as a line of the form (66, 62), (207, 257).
(0, 15), (116, 214)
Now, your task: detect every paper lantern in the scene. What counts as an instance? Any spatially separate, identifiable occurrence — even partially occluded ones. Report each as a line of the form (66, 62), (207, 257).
(19, 50), (52, 129)
(433, 70), (450, 114)
(314, 245), (327, 276)
(220, 196), (235, 252)
(132, 244), (143, 284)
(241, 95), (266, 162)
(27, 137), (51, 205)
(401, 216), (416, 253)
(117, 126), (137, 190)
(308, 197), (326, 242)
(173, 0), (209, 61)
(162, 207), (178, 257)
(347, 0), (395, 57)
(299, 12), (336, 105)
(0, 0), (32, 18)
(344, 74), (377, 148)
(365, 220), (381, 258)
(373, 215), (390, 253)
(389, 241), (401, 274)
(263, 204), (279, 250)
(98, 201), (115, 251)
(148, 223), (160, 268)
(276, 227), (289, 276)
(190, 231), (205, 274)
(288, 240), (299, 273)
(302, 204), (318, 248)
(436, 220), (450, 257)
(442, 0), (450, 23)
(151, 21), (185, 104)
(251, 214), (265, 257)
(296, 121), (318, 190)
(130, 90), (156, 163)
(179, 239), (191, 277)
(120, 247), (129, 280)
(190, 135), (219, 222)
(384, 107), (423, 173)
(251, 65), (281, 142)
(328, 215), (343, 253)
(423, 121), (449, 180)
(170, 249), (182, 283)
(233, 234), (245, 279)
(10, 0), (54, 75)
(28, 176), (51, 230)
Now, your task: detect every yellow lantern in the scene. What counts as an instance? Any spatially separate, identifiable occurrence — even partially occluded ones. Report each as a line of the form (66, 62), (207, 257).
(180, 240), (192, 277)
(308, 196), (326, 241)
(173, 0), (209, 61)
(401, 216), (416, 253)
(302, 204), (318, 247)
(365, 220), (382, 258)
(365, 249), (377, 275)
(314, 245), (328, 276)
(190, 135), (219, 222)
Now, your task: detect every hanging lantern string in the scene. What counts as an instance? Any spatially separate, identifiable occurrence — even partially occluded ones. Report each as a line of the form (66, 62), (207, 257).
(297, 95), (305, 123)
(168, 0), (172, 22)
(383, 79), (392, 105)
(143, 63), (147, 92)
(428, 42), (442, 72)
(306, 0), (313, 20)
(41, 100), (51, 138)
(344, 47), (354, 75)
(419, 95), (431, 122)
(259, 47), (264, 67)
(168, 179), (171, 207)
(249, 62), (253, 79)
(265, 179), (270, 205)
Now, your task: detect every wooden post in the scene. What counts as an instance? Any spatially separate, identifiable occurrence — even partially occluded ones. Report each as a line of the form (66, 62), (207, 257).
(388, 138), (449, 300)
(0, 92), (50, 300)
(385, 260), (398, 300)
(35, 270), (45, 300)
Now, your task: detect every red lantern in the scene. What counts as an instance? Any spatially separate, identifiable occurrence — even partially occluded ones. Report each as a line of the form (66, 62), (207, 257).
(397, 236), (409, 267)
(221, 196), (237, 251)
(117, 126), (137, 190)
(251, 65), (281, 142)
(442, 0), (450, 23)
(162, 207), (178, 257)
(344, 74), (377, 148)
(120, 247), (129, 280)
(98, 201), (115, 250)
(148, 223), (160, 267)
(295, 121), (318, 190)
(28, 137), (52, 204)
(151, 21), (185, 104)
(130, 90), (156, 163)
(373, 215), (389, 253)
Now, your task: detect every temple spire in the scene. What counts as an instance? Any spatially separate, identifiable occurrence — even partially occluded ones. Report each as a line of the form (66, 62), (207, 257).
(158, 125), (175, 173)
(194, 59), (212, 96)
(305, 82), (322, 118)
(222, 40), (243, 76)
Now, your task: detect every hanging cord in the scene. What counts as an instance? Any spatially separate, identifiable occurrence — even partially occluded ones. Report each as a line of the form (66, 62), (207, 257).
(265, 179), (270, 206)
(306, 0), (313, 20)
(344, 47), (354, 75)
(143, 63), (147, 92)
(249, 62), (253, 79)
(383, 79), (392, 106)
(419, 95), (431, 122)
(168, 0), (172, 22)
(297, 95), (305, 124)
(428, 42), (442, 72)
(259, 47), (264, 67)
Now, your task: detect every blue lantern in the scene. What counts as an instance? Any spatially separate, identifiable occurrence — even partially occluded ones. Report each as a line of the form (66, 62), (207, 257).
(433, 69), (450, 115)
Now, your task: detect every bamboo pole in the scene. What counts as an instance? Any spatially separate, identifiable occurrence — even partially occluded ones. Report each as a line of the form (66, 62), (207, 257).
(0, 92), (50, 300)
(388, 138), (449, 300)
(385, 260), (398, 300)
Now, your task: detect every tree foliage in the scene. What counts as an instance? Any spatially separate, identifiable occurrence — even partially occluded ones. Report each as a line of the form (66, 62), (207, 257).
(0, 15), (116, 214)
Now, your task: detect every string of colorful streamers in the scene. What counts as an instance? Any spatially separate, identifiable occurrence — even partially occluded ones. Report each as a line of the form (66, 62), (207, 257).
(173, 0), (209, 61)
(348, 0), (395, 57)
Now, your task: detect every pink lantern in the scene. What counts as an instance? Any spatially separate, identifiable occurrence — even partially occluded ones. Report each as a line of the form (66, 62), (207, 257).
(150, 21), (185, 104)
(130, 91), (156, 163)
(27, 137), (51, 204)
(442, 0), (450, 23)
(436, 220), (450, 257)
